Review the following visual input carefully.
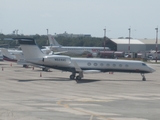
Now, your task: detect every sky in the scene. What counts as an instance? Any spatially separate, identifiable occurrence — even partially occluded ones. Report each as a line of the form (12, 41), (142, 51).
(0, 0), (160, 39)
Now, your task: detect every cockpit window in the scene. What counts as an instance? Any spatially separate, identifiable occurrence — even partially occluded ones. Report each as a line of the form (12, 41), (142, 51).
(142, 63), (146, 66)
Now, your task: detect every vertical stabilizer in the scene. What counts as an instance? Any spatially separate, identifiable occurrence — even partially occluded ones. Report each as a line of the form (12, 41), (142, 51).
(15, 53), (24, 61)
(47, 34), (62, 46)
(16, 38), (45, 60)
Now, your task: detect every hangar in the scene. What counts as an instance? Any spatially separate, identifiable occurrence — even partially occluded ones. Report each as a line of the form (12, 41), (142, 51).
(106, 38), (160, 52)
(139, 39), (160, 51)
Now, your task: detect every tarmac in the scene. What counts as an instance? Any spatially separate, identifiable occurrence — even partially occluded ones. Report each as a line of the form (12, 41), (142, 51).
(0, 61), (160, 120)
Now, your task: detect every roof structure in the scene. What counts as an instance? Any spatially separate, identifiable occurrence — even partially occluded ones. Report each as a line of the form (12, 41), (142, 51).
(139, 39), (159, 44)
(110, 39), (144, 44)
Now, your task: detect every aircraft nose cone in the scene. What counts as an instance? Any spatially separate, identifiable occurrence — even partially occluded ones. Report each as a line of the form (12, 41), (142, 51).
(150, 68), (156, 73)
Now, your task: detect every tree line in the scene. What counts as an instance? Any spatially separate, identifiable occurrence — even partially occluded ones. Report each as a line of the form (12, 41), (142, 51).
(0, 34), (107, 49)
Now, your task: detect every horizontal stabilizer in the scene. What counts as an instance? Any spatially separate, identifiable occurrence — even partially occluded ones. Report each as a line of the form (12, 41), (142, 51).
(54, 51), (68, 55)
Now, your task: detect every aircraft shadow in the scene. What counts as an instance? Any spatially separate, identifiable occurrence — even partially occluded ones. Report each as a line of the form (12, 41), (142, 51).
(76, 79), (100, 84)
(46, 77), (100, 83)
(10, 78), (72, 82)
(9, 77), (100, 83)
(101, 79), (145, 82)
(9, 77), (147, 83)
(75, 79), (146, 83)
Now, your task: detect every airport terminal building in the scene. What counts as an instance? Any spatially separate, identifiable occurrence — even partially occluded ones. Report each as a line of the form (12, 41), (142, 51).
(106, 39), (160, 52)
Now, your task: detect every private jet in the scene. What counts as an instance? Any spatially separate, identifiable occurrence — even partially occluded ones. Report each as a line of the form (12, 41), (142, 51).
(0, 48), (22, 62)
(11, 37), (155, 82)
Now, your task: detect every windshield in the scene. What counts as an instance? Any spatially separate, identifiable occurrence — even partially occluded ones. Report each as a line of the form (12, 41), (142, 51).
(142, 63), (147, 66)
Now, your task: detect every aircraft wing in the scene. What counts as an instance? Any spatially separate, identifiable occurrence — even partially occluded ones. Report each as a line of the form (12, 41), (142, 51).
(73, 61), (83, 78)
(73, 61), (82, 72)
(53, 51), (68, 55)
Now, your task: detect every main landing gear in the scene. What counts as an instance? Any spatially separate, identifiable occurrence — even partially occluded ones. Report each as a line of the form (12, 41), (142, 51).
(141, 73), (146, 81)
(42, 67), (50, 72)
(70, 72), (83, 83)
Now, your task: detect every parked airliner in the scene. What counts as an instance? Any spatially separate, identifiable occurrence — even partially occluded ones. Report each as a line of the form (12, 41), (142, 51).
(48, 34), (110, 57)
(12, 37), (155, 82)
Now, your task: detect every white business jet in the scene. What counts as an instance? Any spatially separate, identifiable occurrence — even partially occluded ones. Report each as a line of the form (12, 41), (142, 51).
(0, 48), (50, 70)
(13, 38), (155, 82)
(0, 48), (22, 62)
(47, 34), (110, 57)
(1, 47), (51, 61)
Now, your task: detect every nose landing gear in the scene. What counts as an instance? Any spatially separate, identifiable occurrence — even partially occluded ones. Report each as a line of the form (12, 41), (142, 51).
(141, 73), (146, 81)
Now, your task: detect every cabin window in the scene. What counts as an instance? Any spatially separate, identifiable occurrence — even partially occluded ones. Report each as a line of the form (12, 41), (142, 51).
(94, 63), (97, 66)
(87, 62), (91, 66)
(119, 64), (122, 67)
(113, 64), (116, 67)
(100, 63), (103, 66)
(125, 64), (129, 67)
(107, 64), (110, 67)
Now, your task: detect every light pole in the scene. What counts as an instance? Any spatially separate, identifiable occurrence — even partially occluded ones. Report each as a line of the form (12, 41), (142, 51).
(46, 29), (49, 35)
(46, 29), (49, 45)
(103, 28), (106, 51)
(14, 29), (18, 35)
(155, 27), (158, 63)
(128, 28), (131, 54)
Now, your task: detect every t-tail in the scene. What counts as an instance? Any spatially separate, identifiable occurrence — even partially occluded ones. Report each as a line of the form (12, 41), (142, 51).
(47, 34), (62, 47)
(13, 38), (45, 60)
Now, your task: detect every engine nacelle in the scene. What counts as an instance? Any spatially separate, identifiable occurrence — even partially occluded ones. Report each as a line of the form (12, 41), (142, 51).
(42, 55), (71, 66)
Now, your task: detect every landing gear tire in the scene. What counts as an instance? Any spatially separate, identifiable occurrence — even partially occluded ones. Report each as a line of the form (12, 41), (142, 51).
(142, 78), (146, 81)
(23, 64), (28, 68)
(42, 68), (49, 71)
(70, 75), (75, 80)
(141, 73), (146, 81)
(76, 76), (81, 83)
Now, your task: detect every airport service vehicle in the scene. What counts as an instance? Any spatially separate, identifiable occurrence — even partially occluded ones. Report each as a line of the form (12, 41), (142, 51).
(12, 37), (155, 82)
(47, 34), (110, 57)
